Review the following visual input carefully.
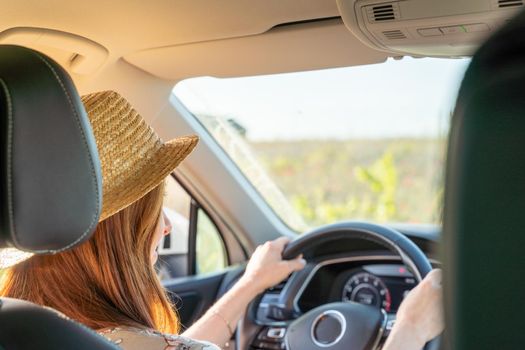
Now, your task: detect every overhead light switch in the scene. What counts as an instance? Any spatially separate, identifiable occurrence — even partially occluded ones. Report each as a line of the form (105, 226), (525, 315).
(440, 26), (466, 35)
(418, 28), (442, 37)
(464, 23), (490, 32)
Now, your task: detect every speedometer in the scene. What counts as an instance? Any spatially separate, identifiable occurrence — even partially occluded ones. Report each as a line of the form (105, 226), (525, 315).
(342, 272), (391, 312)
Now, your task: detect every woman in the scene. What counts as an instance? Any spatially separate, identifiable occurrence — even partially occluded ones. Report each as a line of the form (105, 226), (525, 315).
(0, 91), (442, 349)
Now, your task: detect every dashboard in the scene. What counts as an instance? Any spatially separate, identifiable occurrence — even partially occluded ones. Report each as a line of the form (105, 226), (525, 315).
(256, 255), (427, 324)
(296, 260), (417, 314)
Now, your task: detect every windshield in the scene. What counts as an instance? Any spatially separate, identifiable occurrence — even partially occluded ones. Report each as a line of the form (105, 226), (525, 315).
(173, 57), (470, 232)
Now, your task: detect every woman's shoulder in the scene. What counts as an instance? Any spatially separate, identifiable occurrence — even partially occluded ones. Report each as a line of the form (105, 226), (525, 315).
(98, 327), (221, 350)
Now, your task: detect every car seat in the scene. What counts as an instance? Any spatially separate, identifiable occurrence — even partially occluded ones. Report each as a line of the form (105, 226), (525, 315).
(0, 45), (119, 350)
(443, 9), (525, 350)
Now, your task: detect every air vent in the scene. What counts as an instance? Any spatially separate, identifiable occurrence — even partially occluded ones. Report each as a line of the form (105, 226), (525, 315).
(366, 3), (400, 23)
(382, 29), (407, 40)
(498, 0), (523, 8)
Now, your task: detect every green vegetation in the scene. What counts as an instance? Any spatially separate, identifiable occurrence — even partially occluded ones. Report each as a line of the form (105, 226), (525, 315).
(196, 115), (445, 230)
(250, 138), (445, 228)
(196, 209), (227, 274)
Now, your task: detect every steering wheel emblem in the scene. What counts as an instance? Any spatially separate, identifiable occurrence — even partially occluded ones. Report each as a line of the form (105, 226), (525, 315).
(310, 310), (346, 347)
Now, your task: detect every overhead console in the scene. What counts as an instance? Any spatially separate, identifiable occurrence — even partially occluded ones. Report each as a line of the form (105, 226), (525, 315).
(336, 0), (524, 57)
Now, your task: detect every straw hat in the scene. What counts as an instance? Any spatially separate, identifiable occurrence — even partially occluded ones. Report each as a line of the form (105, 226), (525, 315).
(0, 91), (198, 268)
(82, 90), (198, 221)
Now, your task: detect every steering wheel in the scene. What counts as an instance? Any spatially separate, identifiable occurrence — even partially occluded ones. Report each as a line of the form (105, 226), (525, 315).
(237, 221), (440, 350)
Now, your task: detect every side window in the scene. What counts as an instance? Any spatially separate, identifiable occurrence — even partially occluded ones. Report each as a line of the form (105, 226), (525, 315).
(157, 176), (228, 280)
(196, 209), (227, 274)
(157, 177), (191, 279)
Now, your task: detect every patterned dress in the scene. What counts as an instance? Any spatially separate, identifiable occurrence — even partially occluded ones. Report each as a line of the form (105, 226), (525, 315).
(99, 327), (221, 350)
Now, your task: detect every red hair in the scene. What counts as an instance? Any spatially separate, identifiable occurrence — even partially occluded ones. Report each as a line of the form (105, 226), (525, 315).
(0, 182), (179, 333)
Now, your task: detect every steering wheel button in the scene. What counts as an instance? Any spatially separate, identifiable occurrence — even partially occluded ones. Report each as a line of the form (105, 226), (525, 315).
(267, 328), (286, 339)
(253, 341), (284, 350)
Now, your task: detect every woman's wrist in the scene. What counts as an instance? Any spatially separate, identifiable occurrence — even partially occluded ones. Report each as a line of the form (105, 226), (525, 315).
(384, 320), (426, 350)
(236, 274), (266, 297)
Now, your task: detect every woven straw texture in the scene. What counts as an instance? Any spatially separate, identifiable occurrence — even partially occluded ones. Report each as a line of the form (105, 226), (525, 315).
(81, 90), (198, 221)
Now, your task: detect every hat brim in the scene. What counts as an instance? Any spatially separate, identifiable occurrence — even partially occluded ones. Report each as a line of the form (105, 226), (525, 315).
(99, 135), (198, 221)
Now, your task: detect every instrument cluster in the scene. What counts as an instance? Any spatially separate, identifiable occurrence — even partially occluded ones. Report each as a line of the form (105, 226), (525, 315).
(297, 261), (418, 314)
(341, 264), (416, 313)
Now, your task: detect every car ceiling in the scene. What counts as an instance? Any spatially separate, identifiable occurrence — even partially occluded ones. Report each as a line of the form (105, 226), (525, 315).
(0, 0), (390, 83)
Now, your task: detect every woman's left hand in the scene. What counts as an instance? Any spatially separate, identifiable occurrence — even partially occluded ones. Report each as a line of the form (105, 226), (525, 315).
(383, 269), (444, 350)
(240, 237), (306, 294)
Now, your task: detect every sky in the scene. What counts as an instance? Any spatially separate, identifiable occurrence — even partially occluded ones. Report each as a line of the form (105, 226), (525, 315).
(173, 57), (471, 141)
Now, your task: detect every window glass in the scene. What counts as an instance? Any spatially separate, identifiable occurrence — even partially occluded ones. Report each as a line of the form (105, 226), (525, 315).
(196, 209), (227, 274)
(157, 177), (191, 280)
(160, 176), (191, 255)
(173, 57), (470, 231)
(158, 176), (227, 278)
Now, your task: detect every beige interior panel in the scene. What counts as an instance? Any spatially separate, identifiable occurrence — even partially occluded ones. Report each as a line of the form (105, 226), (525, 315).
(78, 59), (175, 124)
(0, 1), (386, 83)
(0, 0), (339, 55)
(124, 19), (388, 80)
(0, 27), (108, 75)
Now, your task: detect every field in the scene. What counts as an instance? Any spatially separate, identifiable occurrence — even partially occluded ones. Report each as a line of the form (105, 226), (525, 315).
(248, 138), (446, 231)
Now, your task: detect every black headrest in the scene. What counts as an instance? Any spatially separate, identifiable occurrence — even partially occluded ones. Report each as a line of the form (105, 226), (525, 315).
(0, 45), (101, 253)
(443, 10), (525, 349)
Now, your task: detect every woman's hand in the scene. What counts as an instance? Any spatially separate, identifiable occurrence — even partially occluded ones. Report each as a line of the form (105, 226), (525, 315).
(184, 237), (305, 346)
(384, 269), (444, 350)
(240, 237), (306, 294)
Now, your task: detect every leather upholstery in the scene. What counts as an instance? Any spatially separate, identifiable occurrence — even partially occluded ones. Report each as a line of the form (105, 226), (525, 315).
(0, 298), (120, 350)
(0, 45), (114, 349)
(0, 45), (102, 252)
(443, 10), (525, 349)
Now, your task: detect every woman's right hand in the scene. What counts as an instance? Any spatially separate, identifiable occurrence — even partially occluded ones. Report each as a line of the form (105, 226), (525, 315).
(384, 269), (444, 350)
(240, 237), (306, 295)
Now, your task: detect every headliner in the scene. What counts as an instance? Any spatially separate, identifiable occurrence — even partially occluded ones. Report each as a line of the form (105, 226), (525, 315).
(0, 0), (389, 81)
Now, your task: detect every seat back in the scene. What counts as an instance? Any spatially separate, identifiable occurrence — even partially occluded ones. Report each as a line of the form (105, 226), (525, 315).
(0, 45), (116, 349)
(443, 10), (525, 349)
(0, 298), (120, 349)
(0, 45), (101, 252)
